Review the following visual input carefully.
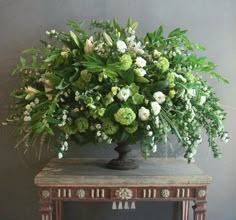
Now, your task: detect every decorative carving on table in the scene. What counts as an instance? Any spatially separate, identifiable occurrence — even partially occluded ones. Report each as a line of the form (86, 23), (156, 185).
(115, 188), (133, 200)
(198, 189), (206, 198)
(143, 188), (157, 198)
(176, 188), (191, 198)
(42, 190), (50, 199)
(161, 189), (170, 198)
(76, 189), (85, 198)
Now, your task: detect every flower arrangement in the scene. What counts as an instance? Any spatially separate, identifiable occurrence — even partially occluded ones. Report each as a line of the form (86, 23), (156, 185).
(4, 18), (229, 162)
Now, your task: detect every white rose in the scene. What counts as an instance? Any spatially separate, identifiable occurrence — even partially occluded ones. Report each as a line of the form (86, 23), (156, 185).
(117, 88), (131, 101)
(138, 107), (150, 121)
(153, 91), (166, 104)
(135, 68), (147, 77)
(135, 57), (146, 68)
(151, 101), (161, 115)
(117, 40), (127, 53)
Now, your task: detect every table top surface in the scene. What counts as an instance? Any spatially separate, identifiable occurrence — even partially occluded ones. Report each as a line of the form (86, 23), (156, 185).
(34, 158), (212, 187)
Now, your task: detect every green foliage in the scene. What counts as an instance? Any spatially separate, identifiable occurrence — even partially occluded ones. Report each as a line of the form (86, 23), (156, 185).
(4, 18), (229, 161)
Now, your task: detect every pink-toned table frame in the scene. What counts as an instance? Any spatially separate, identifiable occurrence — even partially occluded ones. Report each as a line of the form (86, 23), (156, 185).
(35, 158), (211, 220)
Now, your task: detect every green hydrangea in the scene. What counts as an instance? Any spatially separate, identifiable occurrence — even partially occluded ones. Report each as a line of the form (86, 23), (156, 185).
(103, 120), (119, 135)
(119, 54), (132, 71)
(75, 117), (89, 132)
(156, 57), (169, 72)
(114, 107), (136, 125)
(166, 72), (175, 82)
(125, 121), (138, 133)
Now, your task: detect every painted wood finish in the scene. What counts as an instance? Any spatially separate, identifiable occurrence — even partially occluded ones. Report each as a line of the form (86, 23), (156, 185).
(35, 158), (212, 220)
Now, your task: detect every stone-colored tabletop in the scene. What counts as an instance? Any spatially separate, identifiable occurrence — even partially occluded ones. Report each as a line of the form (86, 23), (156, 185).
(35, 158), (212, 186)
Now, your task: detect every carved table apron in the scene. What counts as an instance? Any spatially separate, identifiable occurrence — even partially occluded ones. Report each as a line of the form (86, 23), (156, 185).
(34, 158), (212, 220)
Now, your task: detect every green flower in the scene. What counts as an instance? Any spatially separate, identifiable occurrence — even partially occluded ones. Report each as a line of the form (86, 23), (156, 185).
(103, 120), (119, 135)
(125, 121), (138, 133)
(166, 72), (175, 82)
(185, 72), (196, 82)
(80, 70), (92, 82)
(104, 92), (114, 106)
(156, 57), (169, 72)
(97, 107), (105, 117)
(132, 93), (144, 105)
(75, 117), (89, 133)
(119, 54), (132, 71)
(129, 83), (139, 94)
(114, 107), (136, 125)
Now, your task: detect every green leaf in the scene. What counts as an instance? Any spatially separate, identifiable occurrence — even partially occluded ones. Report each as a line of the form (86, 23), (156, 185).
(56, 79), (65, 90)
(45, 127), (54, 135)
(44, 54), (59, 63)
(67, 20), (87, 35)
(20, 57), (26, 67)
(210, 71), (229, 84)
(45, 73), (62, 85)
(123, 71), (134, 84)
(104, 103), (119, 118)
(135, 76), (150, 83)
(168, 28), (187, 38)
(45, 116), (61, 124)
(70, 31), (80, 47)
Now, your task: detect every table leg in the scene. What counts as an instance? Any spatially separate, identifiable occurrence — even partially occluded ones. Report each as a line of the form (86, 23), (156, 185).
(193, 200), (207, 220)
(181, 200), (190, 220)
(55, 200), (62, 220)
(40, 201), (53, 220)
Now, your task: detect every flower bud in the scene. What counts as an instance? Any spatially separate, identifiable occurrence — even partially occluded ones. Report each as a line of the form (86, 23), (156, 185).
(103, 32), (113, 46)
(84, 36), (94, 54)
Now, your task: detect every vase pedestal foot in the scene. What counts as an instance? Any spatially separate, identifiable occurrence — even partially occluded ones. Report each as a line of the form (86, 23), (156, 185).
(107, 142), (138, 170)
(107, 158), (138, 170)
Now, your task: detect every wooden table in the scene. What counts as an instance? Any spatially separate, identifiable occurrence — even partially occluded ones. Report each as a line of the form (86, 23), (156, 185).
(34, 158), (212, 220)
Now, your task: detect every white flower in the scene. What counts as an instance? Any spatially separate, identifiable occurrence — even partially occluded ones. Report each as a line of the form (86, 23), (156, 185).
(153, 49), (162, 58)
(152, 144), (157, 153)
(153, 91), (166, 104)
(61, 145), (65, 151)
(62, 115), (67, 120)
(146, 125), (151, 130)
(24, 116), (31, 122)
(187, 89), (196, 97)
(46, 30), (50, 35)
(135, 68), (147, 77)
(198, 96), (207, 105)
(151, 101), (161, 115)
(147, 131), (153, 136)
(96, 131), (102, 137)
(95, 124), (102, 129)
(34, 98), (39, 104)
(58, 152), (63, 159)
(117, 88), (131, 101)
(138, 107), (150, 121)
(63, 141), (68, 147)
(51, 30), (56, 34)
(135, 57), (146, 68)
(155, 116), (160, 128)
(116, 40), (127, 53)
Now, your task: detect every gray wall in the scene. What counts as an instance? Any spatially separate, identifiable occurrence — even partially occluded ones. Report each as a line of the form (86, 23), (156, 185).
(1, 0), (236, 220)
